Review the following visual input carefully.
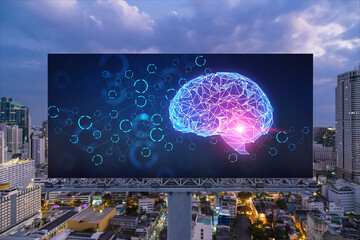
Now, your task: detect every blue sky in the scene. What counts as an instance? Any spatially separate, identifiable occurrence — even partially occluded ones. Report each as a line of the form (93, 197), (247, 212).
(0, 0), (359, 126)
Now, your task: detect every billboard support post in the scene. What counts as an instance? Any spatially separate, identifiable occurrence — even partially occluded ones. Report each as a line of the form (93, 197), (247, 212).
(167, 192), (192, 240)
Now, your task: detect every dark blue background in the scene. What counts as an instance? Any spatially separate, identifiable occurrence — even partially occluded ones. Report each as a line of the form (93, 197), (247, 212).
(48, 54), (313, 178)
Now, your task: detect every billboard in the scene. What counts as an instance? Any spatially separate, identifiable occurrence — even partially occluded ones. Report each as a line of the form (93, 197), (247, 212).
(48, 54), (313, 178)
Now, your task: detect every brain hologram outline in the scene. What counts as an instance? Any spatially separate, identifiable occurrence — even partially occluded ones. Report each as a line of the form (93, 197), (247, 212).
(169, 72), (273, 155)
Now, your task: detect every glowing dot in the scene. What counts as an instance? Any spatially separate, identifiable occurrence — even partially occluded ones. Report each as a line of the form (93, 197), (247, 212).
(70, 135), (78, 144)
(109, 110), (118, 119)
(92, 154), (103, 165)
(87, 147), (93, 153)
(93, 130), (101, 139)
(164, 142), (174, 151)
(147, 64), (157, 74)
(150, 128), (164, 142)
(48, 106), (59, 118)
(228, 153), (238, 163)
(120, 119), (132, 133)
(135, 96), (147, 108)
(125, 70), (133, 78)
(111, 134), (119, 143)
(108, 90), (117, 99)
(134, 79), (149, 94)
(141, 147), (151, 157)
(236, 126), (244, 133)
(78, 115), (92, 130)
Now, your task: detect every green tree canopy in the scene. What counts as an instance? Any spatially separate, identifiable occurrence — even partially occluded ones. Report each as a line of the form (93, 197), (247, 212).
(275, 199), (287, 210)
(248, 224), (267, 240)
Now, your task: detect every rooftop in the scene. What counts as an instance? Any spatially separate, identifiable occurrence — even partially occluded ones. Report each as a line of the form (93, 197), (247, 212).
(0, 236), (37, 240)
(308, 212), (325, 224)
(196, 215), (211, 225)
(236, 215), (251, 240)
(35, 211), (77, 233)
(112, 215), (138, 221)
(0, 159), (33, 167)
(69, 207), (114, 223)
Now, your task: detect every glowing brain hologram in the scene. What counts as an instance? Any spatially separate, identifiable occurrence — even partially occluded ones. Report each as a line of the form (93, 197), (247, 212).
(169, 72), (273, 155)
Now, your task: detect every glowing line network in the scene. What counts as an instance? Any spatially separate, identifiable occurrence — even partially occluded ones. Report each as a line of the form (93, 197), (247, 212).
(169, 72), (273, 155)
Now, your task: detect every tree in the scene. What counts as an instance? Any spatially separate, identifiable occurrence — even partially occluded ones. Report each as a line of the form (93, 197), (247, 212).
(73, 200), (82, 206)
(254, 218), (263, 226)
(258, 192), (268, 199)
(272, 227), (289, 240)
(126, 206), (138, 217)
(238, 192), (253, 202)
(316, 185), (322, 195)
(275, 199), (287, 211)
(104, 193), (112, 202)
(248, 225), (267, 240)
(156, 198), (165, 207)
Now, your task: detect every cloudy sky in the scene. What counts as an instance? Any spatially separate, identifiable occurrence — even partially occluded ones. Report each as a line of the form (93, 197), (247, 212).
(0, 0), (359, 126)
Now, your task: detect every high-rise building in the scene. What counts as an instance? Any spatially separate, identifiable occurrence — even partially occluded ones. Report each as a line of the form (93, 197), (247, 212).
(221, 198), (237, 219)
(335, 67), (360, 182)
(0, 97), (15, 123)
(0, 123), (7, 141)
(32, 136), (45, 165)
(307, 212), (328, 240)
(21, 142), (30, 160)
(138, 198), (155, 214)
(6, 125), (22, 155)
(0, 159), (35, 188)
(313, 144), (336, 173)
(313, 144), (334, 160)
(323, 184), (354, 213)
(41, 120), (48, 159)
(313, 127), (336, 148)
(0, 185), (41, 235)
(0, 97), (30, 146)
(322, 179), (360, 215)
(192, 214), (212, 240)
(0, 123), (8, 164)
(0, 131), (5, 164)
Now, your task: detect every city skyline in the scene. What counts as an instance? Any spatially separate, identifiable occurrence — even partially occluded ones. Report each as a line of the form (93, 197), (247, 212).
(0, 0), (359, 126)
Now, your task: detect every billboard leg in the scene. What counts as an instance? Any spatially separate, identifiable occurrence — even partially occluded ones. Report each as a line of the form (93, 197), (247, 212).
(167, 192), (192, 240)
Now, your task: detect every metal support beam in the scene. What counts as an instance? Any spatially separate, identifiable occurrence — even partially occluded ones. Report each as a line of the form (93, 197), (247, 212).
(41, 178), (317, 193)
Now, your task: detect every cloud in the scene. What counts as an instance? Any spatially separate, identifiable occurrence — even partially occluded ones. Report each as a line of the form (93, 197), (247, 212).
(314, 78), (333, 85)
(89, 15), (103, 27)
(93, 0), (154, 32)
(0, 0), (359, 126)
(284, 4), (359, 59)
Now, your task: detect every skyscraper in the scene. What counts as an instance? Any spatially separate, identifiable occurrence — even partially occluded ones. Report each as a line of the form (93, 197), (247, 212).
(6, 125), (22, 155)
(32, 136), (45, 165)
(41, 120), (48, 159)
(0, 123), (8, 163)
(336, 67), (360, 182)
(0, 131), (5, 164)
(0, 97), (15, 123)
(0, 97), (30, 145)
